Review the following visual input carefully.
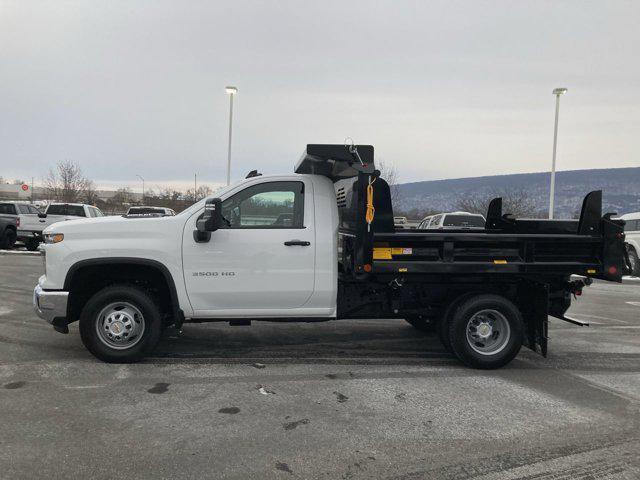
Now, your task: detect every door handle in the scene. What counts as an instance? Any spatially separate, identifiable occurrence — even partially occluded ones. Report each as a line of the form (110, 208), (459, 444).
(284, 240), (310, 246)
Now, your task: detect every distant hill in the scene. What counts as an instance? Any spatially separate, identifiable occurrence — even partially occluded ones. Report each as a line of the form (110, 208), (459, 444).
(395, 167), (640, 218)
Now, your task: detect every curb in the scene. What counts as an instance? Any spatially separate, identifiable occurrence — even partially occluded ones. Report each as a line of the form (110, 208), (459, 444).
(0, 249), (41, 256)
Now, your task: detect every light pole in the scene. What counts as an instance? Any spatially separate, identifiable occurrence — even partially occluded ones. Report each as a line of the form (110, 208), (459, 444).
(136, 174), (145, 203)
(225, 86), (238, 186)
(549, 87), (567, 219)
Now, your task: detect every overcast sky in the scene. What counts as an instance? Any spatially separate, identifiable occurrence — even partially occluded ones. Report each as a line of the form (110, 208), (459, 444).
(1, 0), (638, 191)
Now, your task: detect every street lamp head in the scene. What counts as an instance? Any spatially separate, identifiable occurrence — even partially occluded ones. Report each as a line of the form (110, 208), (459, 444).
(225, 86), (238, 95)
(553, 88), (568, 95)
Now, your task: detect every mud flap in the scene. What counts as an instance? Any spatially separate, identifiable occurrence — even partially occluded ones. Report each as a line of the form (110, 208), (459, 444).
(518, 282), (548, 357)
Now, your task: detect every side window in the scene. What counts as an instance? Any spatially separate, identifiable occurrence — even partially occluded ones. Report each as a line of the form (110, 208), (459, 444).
(429, 215), (442, 228)
(221, 181), (304, 229)
(46, 204), (66, 215)
(94, 208), (104, 217)
(18, 205), (31, 214)
(87, 208), (96, 218)
(28, 205), (40, 214)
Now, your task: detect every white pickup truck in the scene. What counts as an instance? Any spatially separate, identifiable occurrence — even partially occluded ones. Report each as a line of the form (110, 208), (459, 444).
(37, 203), (105, 230)
(34, 144), (628, 368)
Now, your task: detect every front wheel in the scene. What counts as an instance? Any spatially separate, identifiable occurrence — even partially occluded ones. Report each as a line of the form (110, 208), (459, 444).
(25, 238), (40, 251)
(79, 285), (162, 363)
(447, 294), (524, 369)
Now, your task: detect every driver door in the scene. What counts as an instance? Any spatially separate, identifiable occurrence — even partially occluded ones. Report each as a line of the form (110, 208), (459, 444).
(182, 179), (316, 315)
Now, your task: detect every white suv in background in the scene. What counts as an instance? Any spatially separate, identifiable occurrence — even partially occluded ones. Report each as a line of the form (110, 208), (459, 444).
(425, 212), (486, 229)
(0, 201), (44, 250)
(619, 212), (640, 276)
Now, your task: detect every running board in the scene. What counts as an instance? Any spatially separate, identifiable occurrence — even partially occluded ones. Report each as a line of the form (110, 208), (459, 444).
(553, 315), (589, 327)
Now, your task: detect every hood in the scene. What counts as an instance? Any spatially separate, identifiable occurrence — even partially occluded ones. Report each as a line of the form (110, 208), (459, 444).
(43, 214), (178, 237)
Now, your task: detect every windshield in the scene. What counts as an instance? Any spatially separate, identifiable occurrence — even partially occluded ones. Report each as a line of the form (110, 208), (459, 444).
(443, 214), (485, 227)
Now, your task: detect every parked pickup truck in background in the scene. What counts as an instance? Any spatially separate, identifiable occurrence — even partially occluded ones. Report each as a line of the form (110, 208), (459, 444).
(33, 144), (629, 368)
(126, 206), (176, 217)
(0, 212), (18, 249)
(0, 201), (45, 250)
(37, 203), (104, 231)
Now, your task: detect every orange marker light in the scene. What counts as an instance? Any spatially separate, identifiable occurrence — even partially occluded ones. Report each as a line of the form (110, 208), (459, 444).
(363, 264), (372, 273)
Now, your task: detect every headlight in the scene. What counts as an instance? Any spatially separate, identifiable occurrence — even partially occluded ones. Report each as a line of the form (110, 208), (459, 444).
(44, 233), (64, 244)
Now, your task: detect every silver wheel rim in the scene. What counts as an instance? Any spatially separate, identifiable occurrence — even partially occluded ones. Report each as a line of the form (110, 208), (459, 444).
(95, 302), (145, 350)
(465, 309), (511, 356)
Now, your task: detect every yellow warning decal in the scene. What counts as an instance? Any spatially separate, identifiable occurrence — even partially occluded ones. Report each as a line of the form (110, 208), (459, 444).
(373, 248), (392, 260)
(392, 247), (413, 255)
(587, 269), (596, 274)
(493, 260), (508, 264)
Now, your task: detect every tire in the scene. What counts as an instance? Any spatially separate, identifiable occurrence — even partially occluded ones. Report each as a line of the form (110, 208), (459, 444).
(25, 238), (40, 251)
(79, 285), (163, 363)
(628, 247), (640, 277)
(437, 293), (476, 353)
(404, 317), (434, 333)
(1, 229), (17, 249)
(447, 294), (524, 370)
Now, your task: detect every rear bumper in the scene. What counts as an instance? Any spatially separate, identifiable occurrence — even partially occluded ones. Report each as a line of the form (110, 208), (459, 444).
(33, 284), (68, 325)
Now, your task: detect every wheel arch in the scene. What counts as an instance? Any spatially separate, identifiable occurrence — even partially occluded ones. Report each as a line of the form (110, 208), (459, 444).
(64, 257), (182, 325)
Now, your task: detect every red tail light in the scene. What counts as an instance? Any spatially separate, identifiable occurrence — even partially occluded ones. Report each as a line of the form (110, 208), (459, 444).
(16, 218), (20, 227)
(608, 266), (617, 275)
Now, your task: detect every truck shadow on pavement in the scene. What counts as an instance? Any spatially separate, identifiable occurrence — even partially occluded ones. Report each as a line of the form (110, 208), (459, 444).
(149, 320), (460, 366)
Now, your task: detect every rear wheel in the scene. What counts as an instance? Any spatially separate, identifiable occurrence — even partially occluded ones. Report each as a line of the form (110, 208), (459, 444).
(628, 247), (640, 276)
(437, 293), (476, 353)
(1, 229), (17, 249)
(79, 285), (162, 363)
(447, 294), (524, 369)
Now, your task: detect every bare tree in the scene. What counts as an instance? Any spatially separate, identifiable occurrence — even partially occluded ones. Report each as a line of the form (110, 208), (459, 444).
(185, 185), (213, 202)
(377, 160), (400, 205)
(44, 160), (92, 203)
(112, 187), (133, 205)
(83, 181), (99, 205)
(456, 188), (541, 218)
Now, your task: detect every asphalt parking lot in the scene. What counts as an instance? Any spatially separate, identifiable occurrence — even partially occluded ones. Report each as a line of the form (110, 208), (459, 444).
(1, 254), (640, 480)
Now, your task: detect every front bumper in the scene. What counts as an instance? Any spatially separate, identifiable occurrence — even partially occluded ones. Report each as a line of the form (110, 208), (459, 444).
(33, 284), (69, 327)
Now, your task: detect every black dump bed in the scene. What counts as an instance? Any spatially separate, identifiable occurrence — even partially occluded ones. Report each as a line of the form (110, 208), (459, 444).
(296, 144), (628, 283)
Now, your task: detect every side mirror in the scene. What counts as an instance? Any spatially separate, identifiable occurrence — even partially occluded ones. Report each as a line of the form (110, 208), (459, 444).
(38, 213), (47, 219)
(193, 198), (223, 243)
